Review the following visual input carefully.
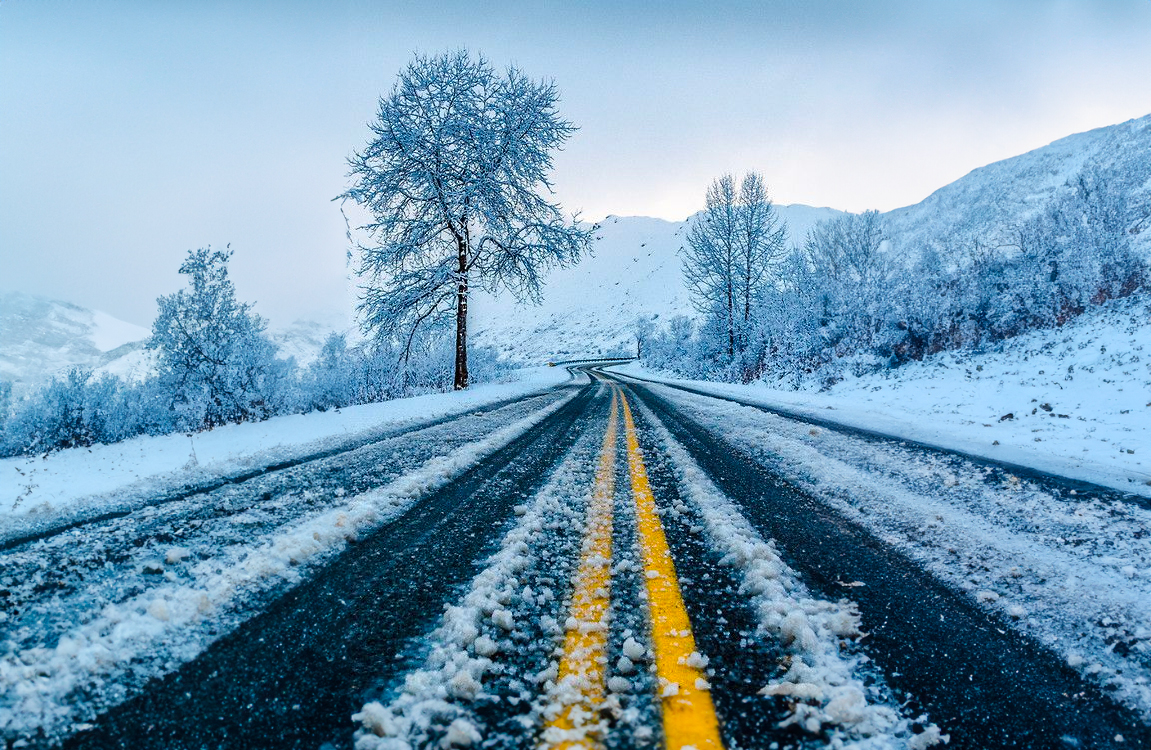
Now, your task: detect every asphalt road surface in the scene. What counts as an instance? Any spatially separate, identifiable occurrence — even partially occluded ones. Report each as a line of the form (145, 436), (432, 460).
(4, 367), (1148, 749)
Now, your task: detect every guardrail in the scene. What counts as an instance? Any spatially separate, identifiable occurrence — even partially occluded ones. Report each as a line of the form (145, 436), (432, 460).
(548, 356), (637, 367)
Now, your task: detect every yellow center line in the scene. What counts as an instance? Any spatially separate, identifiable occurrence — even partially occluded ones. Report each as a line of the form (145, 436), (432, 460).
(619, 389), (725, 750)
(542, 390), (619, 750)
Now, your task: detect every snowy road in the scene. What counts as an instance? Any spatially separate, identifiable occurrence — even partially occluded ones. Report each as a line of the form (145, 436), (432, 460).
(4, 368), (1150, 749)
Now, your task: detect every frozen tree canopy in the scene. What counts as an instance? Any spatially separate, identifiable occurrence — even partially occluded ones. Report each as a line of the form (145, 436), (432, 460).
(681, 173), (788, 360)
(341, 50), (592, 389)
(150, 246), (284, 428)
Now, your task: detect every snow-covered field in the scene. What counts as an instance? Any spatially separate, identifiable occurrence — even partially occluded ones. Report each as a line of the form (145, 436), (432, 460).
(0, 366), (572, 538)
(615, 293), (1151, 498)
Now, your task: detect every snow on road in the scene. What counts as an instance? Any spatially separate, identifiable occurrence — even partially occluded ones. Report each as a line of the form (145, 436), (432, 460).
(0, 383), (577, 742)
(356, 385), (946, 749)
(355, 401), (606, 749)
(633, 396), (946, 748)
(649, 382), (1151, 720)
(614, 294), (1151, 498)
(0, 366), (572, 540)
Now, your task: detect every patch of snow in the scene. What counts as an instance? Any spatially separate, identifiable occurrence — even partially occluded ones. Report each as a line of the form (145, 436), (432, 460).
(87, 310), (149, 353)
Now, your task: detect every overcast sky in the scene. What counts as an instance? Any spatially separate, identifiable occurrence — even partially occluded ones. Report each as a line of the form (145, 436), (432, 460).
(3, 0), (1151, 327)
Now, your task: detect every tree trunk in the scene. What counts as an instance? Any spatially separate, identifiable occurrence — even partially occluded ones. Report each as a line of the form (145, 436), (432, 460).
(726, 281), (735, 358)
(454, 246), (469, 390)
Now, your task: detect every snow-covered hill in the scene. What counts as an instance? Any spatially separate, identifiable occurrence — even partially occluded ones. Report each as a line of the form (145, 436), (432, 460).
(0, 292), (150, 391)
(8, 116), (1149, 372)
(0, 291), (352, 390)
(618, 289), (1151, 497)
(471, 205), (843, 363)
(884, 113), (1151, 261)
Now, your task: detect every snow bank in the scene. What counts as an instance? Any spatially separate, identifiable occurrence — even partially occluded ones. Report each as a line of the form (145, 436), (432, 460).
(614, 294), (1151, 498)
(0, 366), (572, 535)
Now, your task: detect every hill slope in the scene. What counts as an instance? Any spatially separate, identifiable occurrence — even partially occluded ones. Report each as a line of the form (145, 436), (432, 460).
(0, 292), (150, 391)
(884, 114), (1151, 261)
(471, 205), (843, 362)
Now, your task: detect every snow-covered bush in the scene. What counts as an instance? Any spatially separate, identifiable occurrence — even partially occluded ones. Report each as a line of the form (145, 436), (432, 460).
(0, 249), (514, 456)
(0, 381), (10, 428)
(149, 246), (287, 429)
(0, 369), (169, 455)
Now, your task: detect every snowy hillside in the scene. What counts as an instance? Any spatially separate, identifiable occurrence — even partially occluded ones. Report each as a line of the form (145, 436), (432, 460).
(471, 205), (843, 363)
(0, 291), (352, 389)
(619, 291), (1151, 496)
(884, 113), (1151, 261)
(0, 292), (150, 391)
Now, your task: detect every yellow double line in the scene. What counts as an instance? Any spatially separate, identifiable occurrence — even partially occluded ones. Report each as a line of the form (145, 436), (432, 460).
(542, 383), (723, 750)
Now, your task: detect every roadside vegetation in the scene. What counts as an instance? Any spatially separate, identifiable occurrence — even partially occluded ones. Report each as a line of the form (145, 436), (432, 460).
(641, 162), (1150, 387)
(0, 49), (586, 457)
(0, 246), (507, 457)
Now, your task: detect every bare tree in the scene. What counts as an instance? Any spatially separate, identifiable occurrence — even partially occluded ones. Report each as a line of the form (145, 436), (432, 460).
(681, 173), (788, 357)
(803, 210), (886, 286)
(340, 50), (592, 389)
(736, 173), (788, 349)
(682, 175), (740, 357)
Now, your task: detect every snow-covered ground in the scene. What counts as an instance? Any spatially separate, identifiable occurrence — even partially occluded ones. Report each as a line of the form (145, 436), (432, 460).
(614, 293), (1151, 498)
(0, 366), (572, 538)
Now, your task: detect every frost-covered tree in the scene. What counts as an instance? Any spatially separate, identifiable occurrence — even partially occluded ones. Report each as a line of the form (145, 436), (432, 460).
(803, 210), (885, 287)
(302, 332), (360, 412)
(150, 246), (282, 428)
(634, 315), (656, 358)
(682, 173), (788, 359)
(682, 175), (740, 357)
(341, 50), (592, 390)
(736, 173), (788, 349)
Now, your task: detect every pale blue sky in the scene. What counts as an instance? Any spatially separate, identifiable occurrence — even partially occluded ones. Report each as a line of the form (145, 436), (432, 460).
(3, 0), (1151, 326)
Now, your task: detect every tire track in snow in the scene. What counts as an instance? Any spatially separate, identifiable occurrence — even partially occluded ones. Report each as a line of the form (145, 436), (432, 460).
(354, 384), (615, 750)
(625, 388), (941, 750)
(654, 381), (1151, 720)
